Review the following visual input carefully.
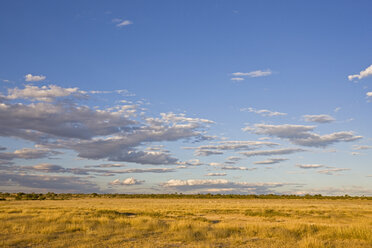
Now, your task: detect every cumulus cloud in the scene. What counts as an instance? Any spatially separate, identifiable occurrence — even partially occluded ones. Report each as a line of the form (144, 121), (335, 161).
(162, 179), (293, 194)
(303, 114), (335, 123)
(232, 70), (272, 78)
(348, 64), (372, 81)
(241, 107), (287, 117)
(0, 84), (214, 165)
(4, 85), (85, 102)
(367, 92), (372, 98)
(253, 158), (288, 165)
(24, 74), (46, 82)
(296, 164), (324, 169)
(109, 177), (143, 186)
(185, 140), (278, 157)
(244, 124), (362, 147)
(0, 101), (135, 141)
(240, 148), (305, 157)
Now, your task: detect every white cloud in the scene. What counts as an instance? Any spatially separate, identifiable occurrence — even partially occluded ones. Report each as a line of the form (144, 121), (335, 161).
(114, 19), (133, 27)
(109, 177), (143, 185)
(244, 123), (362, 147)
(209, 162), (224, 167)
(367, 92), (372, 98)
(296, 164), (324, 169)
(303, 114), (335, 123)
(241, 107), (287, 117)
(253, 158), (288, 165)
(205, 173), (226, 176)
(232, 70), (272, 78)
(24, 74), (46, 82)
(230, 77), (244, 81)
(4, 84), (85, 102)
(348, 64), (372, 81)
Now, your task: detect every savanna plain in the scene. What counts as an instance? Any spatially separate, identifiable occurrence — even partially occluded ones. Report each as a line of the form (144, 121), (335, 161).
(1, 197), (372, 248)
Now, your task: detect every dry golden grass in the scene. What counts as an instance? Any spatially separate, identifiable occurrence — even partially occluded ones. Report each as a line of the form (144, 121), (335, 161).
(1, 198), (371, 247)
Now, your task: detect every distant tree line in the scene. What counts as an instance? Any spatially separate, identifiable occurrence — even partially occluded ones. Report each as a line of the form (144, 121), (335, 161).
(0, 192), (370, 201)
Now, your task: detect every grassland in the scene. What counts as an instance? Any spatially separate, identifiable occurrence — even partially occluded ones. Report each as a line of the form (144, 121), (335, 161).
(1, 197), (371, 247)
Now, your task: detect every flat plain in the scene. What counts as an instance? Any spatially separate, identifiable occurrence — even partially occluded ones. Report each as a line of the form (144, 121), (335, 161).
(1, 198), (372, 247)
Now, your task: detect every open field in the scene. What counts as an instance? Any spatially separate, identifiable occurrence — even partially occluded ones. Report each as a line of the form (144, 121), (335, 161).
(1, 198), (371, 247)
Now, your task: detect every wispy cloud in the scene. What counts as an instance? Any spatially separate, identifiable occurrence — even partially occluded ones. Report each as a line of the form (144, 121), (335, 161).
(352, 145), (372, 150)
(230, 77), (244, 82)
(254, 158), (288, 165)
(296, 164), (324, 169)
(221, 166), (256, 171)
(24, 74), (46, 82)
(232, 70), (272, 78)
(334, 107), (341, 113)
(184, 140), (278, 157)
(240, 148), (305, 157)
(112, 18), (133, 27)
(303, 114), (335, 123)
(244, 123), (362, 147)
(176, 159), (203, 166)
(348, 64), (372, 81)
(205, 173), (227, 176)
(241, 107), (287, 117)
(317, 168), (350, 175)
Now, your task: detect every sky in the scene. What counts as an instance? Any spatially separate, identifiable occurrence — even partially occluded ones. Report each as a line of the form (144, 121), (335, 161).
(0, 0), (371, 195)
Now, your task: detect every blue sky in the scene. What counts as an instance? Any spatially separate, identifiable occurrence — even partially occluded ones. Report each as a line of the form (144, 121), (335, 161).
(0, 0), (371, 195)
